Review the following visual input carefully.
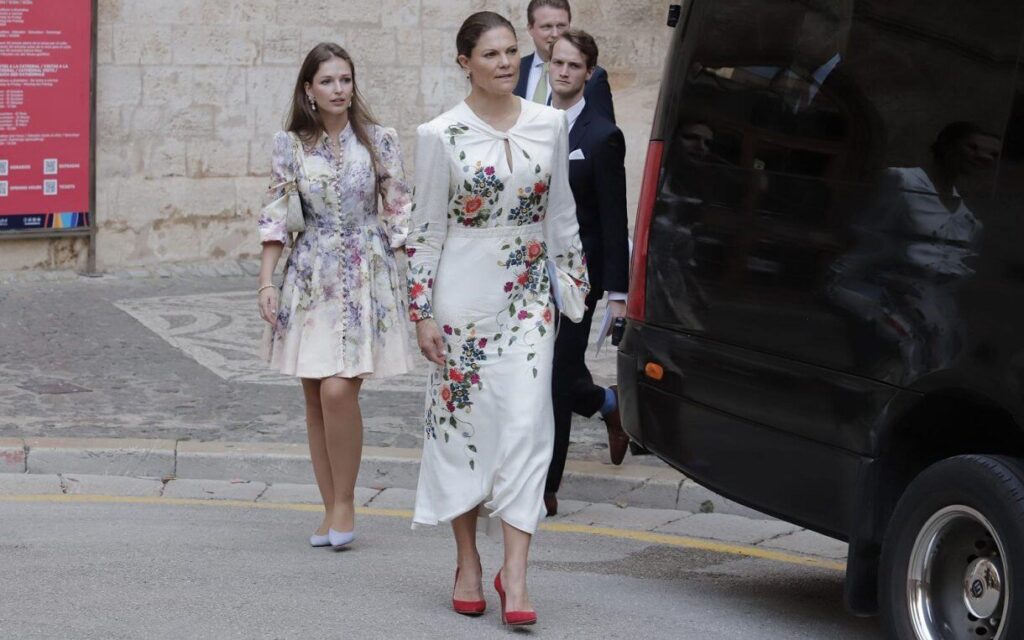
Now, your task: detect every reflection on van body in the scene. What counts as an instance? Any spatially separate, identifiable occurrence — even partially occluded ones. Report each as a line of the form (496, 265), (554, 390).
(620, 0), (1024, 627)
(648, 0), (1021, 388)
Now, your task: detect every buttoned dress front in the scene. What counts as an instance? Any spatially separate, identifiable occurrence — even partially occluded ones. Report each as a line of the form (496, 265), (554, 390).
(258, 123), (415, 380)
(407, 99), (590, 535)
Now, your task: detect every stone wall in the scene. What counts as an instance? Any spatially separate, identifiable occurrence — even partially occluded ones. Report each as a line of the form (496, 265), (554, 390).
(0, 0), (671, 272)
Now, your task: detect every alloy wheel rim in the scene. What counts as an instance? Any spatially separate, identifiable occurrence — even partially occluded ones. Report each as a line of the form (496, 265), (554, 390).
(907, 505), (1008, 639)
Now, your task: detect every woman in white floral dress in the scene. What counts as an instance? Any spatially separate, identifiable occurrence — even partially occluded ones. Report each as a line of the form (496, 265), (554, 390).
(407, 12), (589, 625)
(257, 43), (414, 549)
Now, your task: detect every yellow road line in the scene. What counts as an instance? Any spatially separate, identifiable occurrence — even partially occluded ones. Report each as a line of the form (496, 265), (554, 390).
(0, 493), (845, 572)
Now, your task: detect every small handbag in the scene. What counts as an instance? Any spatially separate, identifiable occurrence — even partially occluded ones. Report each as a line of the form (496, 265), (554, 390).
(546, 258), (589, 322)
(261, 133), (307, 236)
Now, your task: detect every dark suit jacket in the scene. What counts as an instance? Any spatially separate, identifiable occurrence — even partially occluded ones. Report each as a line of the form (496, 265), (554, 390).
(515, 52), (616, 123)
(567, 101), (629, 295)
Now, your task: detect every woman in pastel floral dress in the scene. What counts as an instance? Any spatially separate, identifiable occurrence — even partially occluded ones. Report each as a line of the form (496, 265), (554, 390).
(257, 43), (414, 549)
(408, 12), (589, 626)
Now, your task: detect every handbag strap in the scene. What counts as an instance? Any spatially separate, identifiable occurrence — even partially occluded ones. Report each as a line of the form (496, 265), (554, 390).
(288, 132), (308, 183)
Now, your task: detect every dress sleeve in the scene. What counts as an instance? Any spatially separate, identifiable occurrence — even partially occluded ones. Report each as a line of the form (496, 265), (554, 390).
(376, 127), (413, 249)
(258, 131), (296, 245)
(544, 112), (591, 322)
(406, 123), (450, 322)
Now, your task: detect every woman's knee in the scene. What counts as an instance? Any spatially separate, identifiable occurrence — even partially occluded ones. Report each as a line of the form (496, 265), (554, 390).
(320, 377), (361, 407)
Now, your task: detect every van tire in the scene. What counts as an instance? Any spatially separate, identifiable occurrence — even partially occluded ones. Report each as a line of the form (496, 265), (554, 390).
(879, 455), (1024, 640)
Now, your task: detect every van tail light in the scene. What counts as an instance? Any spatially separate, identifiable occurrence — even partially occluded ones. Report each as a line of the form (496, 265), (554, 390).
(627, 140), (665, 321)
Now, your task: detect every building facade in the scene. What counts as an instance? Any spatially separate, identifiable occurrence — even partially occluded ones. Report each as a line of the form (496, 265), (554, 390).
(0, 0), (669, 272)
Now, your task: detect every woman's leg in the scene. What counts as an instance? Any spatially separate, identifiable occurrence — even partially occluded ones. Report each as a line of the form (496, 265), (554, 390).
(319, 376), (364, 532)
(301, 378), (333, 534)
(451, 507), (483, 601)
(500, 520), (534, 612)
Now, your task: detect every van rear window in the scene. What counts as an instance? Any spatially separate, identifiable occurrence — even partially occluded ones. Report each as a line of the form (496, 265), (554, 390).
(645, 0), (1023, 357)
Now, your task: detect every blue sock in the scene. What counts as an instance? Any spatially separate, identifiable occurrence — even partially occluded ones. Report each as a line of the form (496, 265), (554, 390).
(599, 387), (617, 417)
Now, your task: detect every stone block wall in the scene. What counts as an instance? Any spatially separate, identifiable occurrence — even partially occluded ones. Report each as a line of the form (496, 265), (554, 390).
(1, 0), (671, 272)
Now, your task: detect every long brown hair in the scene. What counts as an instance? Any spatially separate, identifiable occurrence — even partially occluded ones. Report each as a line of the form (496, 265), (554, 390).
(287, 42), (381, 175)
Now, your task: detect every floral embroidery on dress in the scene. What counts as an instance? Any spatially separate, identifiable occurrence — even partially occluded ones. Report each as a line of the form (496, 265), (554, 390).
(507, 155), (551, 226)
(452, 161), (504, 227)
(492, 237), (554, 378)
(423, 323), (486, 470)
(445, 123), (470, 144)
(507, 179), (549, 226)
(407, 219), (434, 322)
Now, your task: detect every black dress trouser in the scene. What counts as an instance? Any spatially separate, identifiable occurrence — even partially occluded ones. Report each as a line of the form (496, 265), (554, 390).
(546, 290), (607, 494)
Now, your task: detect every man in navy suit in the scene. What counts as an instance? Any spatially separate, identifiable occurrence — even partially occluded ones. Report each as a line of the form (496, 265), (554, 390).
(544, 30), (630, 516)
(514, 0), (615, 123)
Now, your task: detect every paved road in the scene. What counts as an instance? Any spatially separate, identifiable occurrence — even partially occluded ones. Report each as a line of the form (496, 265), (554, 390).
(0, 492), (882, 640)
(0, 273), (634, 465)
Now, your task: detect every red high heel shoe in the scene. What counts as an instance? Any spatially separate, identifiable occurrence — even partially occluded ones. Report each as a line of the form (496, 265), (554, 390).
(452, 568), (486, 616)
(494, 570), (537, 626)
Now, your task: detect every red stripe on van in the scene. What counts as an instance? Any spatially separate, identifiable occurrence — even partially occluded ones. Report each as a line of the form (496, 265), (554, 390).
(627, 140), (664, 321)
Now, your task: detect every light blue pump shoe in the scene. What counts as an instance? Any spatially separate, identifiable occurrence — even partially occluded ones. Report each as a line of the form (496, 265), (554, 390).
(309, 532), (331, 547)
(328, 528), (356, 549)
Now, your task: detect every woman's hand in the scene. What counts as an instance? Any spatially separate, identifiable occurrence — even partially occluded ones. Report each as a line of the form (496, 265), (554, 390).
(258, 285), (279, 327)
(416, 319), (446, 366)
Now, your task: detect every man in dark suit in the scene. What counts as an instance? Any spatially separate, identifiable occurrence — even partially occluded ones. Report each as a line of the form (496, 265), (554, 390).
(514, 0), (615, 123)
(544, 29), (630, 516)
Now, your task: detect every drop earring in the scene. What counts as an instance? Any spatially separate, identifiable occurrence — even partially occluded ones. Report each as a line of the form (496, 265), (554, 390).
(307, 94), (316, 111)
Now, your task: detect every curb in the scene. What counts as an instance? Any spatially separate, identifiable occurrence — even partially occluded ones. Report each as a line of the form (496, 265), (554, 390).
(0, 259), (262, 284)
(0, 437), (768, 518)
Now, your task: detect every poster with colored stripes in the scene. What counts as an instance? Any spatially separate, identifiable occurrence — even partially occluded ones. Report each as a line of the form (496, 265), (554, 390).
(0, 0), (92, 233)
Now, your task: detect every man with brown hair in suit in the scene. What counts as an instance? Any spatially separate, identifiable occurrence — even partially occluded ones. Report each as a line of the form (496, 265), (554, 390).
(543, 29), (630, 516)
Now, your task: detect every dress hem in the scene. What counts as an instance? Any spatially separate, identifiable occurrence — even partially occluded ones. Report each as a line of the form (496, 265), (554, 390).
(267, 358), (414, 381)
(411, 499), (540, 537)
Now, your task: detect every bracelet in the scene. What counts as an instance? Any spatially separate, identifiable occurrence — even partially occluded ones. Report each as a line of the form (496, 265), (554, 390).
(257, 284), (278, 295)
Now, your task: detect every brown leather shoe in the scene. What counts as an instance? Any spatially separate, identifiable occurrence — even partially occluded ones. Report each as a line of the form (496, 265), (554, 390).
(544, 492), (558, 517)
(604, 385), (630, 465)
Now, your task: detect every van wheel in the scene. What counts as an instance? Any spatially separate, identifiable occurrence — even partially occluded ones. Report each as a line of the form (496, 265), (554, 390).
(880, 455), (1024, 639)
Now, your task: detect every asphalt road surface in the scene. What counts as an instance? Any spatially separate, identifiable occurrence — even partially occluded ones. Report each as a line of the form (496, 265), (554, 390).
(0, 494), (882, 639)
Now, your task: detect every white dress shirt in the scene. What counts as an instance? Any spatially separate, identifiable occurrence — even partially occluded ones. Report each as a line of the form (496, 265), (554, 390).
(565, 97), (586, 132)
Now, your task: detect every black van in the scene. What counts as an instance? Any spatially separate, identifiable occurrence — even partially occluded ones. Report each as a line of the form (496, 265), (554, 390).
(618, 2), (1024, 638)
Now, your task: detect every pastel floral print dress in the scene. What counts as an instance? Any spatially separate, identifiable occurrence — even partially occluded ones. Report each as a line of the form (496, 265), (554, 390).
(407, 99), (590, 535)
(258, 123), (415, 379)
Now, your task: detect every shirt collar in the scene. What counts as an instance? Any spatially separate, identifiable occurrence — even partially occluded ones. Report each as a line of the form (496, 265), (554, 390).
(564, 98), (586, 130)
(532, 54), (546, 69)
(316, 120), (354, 145)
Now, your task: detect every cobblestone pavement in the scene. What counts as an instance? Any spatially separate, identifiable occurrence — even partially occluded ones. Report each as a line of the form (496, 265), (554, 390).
(0, 272), (639, 465)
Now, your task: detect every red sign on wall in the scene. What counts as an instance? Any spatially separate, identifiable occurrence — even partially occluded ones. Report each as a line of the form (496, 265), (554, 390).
(0, 0), (92, 232)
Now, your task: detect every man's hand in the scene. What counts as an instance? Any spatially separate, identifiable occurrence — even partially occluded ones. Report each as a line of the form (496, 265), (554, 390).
(608, 300), (627, 319)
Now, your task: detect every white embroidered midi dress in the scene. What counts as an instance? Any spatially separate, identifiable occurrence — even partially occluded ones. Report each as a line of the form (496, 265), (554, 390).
(258, 123), (415, 379)
(407, 99), (590, 535)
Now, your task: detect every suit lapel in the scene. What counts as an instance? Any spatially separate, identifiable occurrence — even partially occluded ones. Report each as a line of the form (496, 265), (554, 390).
(515, 53), (533, 99)
(569, 102), (593, 152)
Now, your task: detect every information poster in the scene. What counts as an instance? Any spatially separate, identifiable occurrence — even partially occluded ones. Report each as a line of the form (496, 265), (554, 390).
(0, 0), (92, 233)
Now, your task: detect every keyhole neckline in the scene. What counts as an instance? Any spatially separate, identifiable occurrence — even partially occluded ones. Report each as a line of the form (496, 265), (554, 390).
(459, 97), (527, 135)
